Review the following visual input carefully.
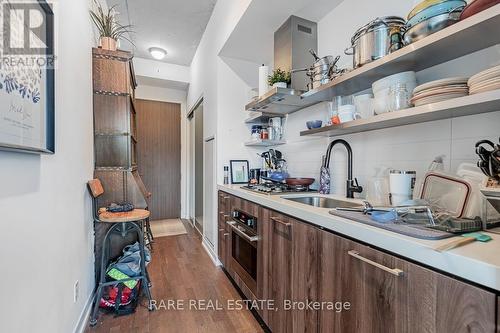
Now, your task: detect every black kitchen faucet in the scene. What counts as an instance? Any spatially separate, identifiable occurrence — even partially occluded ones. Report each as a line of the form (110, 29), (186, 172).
(324, 139), (363, 198)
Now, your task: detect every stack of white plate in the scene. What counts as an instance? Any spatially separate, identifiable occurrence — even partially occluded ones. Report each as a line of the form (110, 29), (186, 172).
(410, 77), (469, 107)
(468, 65), (500, 95)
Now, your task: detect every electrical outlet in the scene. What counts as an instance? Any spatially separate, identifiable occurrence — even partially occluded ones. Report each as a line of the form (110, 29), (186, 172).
(74, 280), (79, 303)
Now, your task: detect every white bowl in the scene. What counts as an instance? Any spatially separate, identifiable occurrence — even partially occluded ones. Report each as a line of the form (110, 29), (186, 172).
(372, 71), (417, 94)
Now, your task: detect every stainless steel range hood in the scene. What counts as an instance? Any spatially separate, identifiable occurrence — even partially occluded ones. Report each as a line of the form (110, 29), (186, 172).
(244, 16), (318, 114)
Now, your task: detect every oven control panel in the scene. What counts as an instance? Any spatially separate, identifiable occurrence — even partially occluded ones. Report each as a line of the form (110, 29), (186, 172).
(232, 210), (257, 230)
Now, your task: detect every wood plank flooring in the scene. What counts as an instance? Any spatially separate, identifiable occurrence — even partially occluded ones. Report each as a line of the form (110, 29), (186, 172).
(87, 220), (264, 333)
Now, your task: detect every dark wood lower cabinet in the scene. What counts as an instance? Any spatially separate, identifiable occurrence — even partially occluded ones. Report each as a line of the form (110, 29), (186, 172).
(217, 192), (231, 267)
(319, 231), (497, 333)
(261, 207), (318, 333)
(218, 192), (498, 333)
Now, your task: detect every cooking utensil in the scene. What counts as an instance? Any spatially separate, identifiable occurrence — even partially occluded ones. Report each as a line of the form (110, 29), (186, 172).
(284, 178), (315, 186)
(428, 216), (483, 233)
(407, 0), (466, 27)
(420, 172), (472, 218)
(306, 120), (323, 129)
(408, 0), (451, 20)
(403, 10), (462, 44)
(345, 16), (406, 69)
(433, 232), (492, 252)
(475, 139), (500, 179)
(460, 0), (500, 20)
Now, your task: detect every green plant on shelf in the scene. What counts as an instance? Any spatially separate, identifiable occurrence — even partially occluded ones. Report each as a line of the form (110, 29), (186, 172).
(268, 68), (291, 86)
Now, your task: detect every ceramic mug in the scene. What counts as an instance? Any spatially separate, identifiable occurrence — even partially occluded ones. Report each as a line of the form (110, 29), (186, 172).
(338, 105), (361, 123)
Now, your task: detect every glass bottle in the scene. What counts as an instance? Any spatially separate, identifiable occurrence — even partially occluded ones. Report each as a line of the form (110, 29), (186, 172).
(224, 166), (229, 184)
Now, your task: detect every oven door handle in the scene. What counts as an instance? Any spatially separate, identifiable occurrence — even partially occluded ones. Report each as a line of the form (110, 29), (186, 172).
(226, 221), (259, 242)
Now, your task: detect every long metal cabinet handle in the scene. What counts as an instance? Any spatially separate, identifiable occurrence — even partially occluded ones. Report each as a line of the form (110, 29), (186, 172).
(226, 221), (259, 242)
(271, 216), (291, 227)
(348, 250), (404, 277)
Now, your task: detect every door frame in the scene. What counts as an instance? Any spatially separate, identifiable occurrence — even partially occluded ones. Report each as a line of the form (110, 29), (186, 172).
(187, 96), (203, 230)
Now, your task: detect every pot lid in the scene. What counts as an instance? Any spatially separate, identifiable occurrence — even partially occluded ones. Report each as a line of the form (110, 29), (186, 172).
(351, 16), (406, 43)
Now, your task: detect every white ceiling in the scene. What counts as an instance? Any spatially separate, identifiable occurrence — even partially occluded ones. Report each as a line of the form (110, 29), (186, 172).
(107, 0), (217, 66)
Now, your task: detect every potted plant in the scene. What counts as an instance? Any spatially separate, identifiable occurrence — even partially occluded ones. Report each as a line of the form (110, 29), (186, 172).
(90, 1), (134, 51)
(268, 69), (291, 88)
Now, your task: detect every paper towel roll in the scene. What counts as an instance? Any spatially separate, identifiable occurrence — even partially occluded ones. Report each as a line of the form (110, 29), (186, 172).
(259, 65), (269, 97)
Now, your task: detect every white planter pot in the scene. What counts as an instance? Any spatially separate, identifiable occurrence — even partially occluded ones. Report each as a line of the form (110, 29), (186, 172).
(272, 82), (287, 88)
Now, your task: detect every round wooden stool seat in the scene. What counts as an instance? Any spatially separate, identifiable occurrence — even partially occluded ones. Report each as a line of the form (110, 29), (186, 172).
(98, 208), (150, 223)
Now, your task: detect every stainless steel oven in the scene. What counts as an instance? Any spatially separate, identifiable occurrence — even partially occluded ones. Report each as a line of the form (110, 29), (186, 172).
(227, 209), (258, 294)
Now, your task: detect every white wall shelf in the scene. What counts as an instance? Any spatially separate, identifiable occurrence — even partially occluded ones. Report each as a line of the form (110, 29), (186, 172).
(244, 139), (287, 147)
(300, 90), (500, 137)
(244, 111), (284, 124)
(245, 87), (317, 114)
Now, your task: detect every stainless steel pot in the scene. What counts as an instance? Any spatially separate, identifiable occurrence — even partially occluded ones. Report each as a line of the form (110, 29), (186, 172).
(292, 52), (341, 91)
(345, 16), (406, 69)
(403, 10), (462, 44)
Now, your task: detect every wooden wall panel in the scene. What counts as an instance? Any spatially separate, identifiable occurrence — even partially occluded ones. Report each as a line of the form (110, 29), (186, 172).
(136, 99), (181, 220)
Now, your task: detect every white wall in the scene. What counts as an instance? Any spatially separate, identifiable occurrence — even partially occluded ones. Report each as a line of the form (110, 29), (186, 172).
(187, 0), (252, 252)
(134, 84), (190, 219)
(134, 58), (190, 85)
(0, 0), (95, 332)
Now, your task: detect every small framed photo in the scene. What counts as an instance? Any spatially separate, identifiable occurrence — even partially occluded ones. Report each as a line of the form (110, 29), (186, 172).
(230, 160), (249, 184)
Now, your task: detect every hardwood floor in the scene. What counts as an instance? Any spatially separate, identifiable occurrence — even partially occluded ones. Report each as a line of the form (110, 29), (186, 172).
(87, 220), (264, 333)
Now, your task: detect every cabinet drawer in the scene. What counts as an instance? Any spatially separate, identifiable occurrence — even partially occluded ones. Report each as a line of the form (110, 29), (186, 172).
(319, 231), (496, 333)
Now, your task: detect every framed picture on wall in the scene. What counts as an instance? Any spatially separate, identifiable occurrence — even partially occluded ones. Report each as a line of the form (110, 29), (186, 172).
(230, 160), (249, 184)
(0, 0), (55, 154)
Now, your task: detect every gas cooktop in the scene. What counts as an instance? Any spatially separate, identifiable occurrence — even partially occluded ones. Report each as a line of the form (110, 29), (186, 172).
(241, 183), (317, 195)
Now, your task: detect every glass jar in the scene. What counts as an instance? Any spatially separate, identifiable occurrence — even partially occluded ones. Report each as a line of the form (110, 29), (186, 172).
(328, 95), (353, 125)
(387, 83), (411, 112)
(260, 127), (269, 140)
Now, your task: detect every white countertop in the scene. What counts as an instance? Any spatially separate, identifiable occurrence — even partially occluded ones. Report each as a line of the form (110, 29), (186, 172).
(218, 184), (500, 292)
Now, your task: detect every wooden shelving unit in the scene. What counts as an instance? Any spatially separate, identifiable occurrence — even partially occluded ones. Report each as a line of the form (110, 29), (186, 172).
(92, 48), (149, 208)
(300, 90), (500, 137)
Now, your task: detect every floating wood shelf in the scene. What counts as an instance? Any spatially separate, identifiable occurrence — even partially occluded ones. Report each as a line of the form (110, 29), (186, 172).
(300, 90), (500, 137)
(245, 87), (317, 115)
(244, 139), (287, 147)
(244, 111), (284, 124)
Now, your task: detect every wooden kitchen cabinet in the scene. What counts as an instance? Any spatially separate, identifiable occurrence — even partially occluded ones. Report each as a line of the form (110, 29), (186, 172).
(260, 208), (319, 333)
(217, 192), (231, 267)
(319, 231), (497, 333)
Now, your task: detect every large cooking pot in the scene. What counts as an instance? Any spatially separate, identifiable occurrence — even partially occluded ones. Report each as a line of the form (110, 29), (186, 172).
(345, 16), (406, 69)
(292, 51), (341, 91)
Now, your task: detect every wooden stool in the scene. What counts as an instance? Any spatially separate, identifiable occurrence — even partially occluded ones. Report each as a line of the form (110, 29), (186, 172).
(87, 179), (153, 326)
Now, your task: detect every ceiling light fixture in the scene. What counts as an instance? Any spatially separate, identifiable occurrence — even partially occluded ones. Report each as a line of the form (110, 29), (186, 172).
(149, 47), (167, 60)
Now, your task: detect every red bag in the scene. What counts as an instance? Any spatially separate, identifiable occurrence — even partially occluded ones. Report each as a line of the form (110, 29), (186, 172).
(99, 281), (141, 313)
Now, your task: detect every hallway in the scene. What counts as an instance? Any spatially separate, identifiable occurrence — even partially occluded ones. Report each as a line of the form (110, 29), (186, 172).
(87, 221), (264, 333)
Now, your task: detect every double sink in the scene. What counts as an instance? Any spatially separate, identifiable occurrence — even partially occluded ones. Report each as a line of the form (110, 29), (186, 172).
(283, 196), (360, 209)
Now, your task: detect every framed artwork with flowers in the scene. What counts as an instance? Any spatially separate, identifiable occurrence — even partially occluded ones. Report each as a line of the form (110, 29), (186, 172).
(0, 0), (55, 154)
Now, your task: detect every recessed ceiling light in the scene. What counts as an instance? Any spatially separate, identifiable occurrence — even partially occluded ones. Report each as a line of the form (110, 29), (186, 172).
(149, 47), (167, 60)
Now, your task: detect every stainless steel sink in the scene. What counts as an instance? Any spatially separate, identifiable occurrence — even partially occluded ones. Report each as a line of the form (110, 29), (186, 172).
(283, 196), (361, 209)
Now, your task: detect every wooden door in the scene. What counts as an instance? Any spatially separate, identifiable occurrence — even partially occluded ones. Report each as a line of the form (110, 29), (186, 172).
(136, 99), (181, 220)
(261, 208), (319, 333)
(267, 210), (293, 333)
